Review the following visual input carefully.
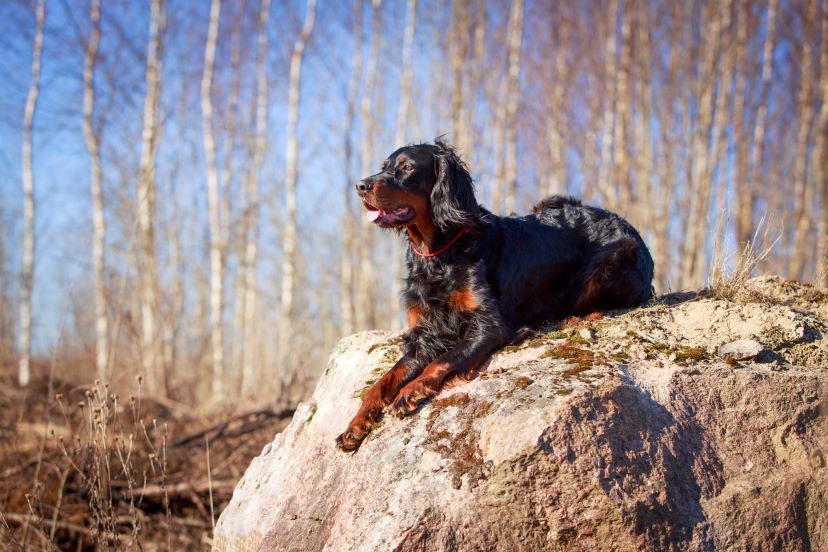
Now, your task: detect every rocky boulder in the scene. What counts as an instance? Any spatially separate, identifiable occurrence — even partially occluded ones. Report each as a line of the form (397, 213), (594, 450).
(214, 277), (828, 551)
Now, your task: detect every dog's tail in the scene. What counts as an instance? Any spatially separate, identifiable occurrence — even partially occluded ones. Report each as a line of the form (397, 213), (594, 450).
(532, 195), (582, 214)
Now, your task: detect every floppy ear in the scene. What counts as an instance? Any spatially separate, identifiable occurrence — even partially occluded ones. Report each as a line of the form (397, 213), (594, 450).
(430, 140), (478, 231)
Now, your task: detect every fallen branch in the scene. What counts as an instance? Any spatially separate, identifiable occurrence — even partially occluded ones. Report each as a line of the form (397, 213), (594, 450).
(171, 408), (294, 448)
(114, 478), (236, 499)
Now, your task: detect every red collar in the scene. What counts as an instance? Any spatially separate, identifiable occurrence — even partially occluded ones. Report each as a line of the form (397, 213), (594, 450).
(410, 227), (470, 258)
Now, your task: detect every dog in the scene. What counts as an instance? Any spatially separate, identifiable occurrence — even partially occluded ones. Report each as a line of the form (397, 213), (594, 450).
(335, 139), (654, 451)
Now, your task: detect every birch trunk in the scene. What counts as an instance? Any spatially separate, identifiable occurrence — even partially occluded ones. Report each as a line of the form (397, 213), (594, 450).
(732, 0), (749, 249)
(279, 0), (317, 371)
(597, 0), (618, 210)
(241, 0), (270, 395)
(83, 0), (108, 381)
(202, 0), (224, 397)
(708, 2), (736, 281)
(791, 0), (817, 279)
(504, 0), (523, 215)
(746, 0), (778, 243)
(614, 0), (633, 213)
(816, 1), (828, 287)
(137, 0), (164, 394)
(679, 0), (724, 289)
(391, 0), (416, 330)
(547, 7), (568, 197)
(356, 0), (382, 330)
(340, 0), (363, 337)
(18, 0), (45, 387)
(450, 0), (470, 154)
(632, 0), (654, 239)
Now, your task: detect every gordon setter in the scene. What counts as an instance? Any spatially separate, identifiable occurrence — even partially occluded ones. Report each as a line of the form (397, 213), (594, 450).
(336, 139), (654, 451)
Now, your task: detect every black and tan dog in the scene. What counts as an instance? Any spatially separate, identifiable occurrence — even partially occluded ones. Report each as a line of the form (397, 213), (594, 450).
(336, 139), (654, 452)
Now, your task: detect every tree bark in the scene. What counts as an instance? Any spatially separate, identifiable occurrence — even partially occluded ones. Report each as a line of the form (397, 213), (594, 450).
(450, 0), (470, 154)
(679, 0), (725, 289)
(137, 0), (165, 394)
(241, 0), (270, 395)
(340, 0), (363, 337)
(391, 0), (417, 330)
(202, 0), (224, 397)
(279, 0), (317, 372)
(791, 0), (817, 279)
(547, 4), (569, 197)
(732, 0), (749, 250)
(597, 0), (619, 210)
(614, 0), (633, 214)
(19, 0), (46, 387)
(745, 0), (778, 246)
(504, 0), (523, 215)
(356, 0), (382, 330)
(83, 0), (108, 382)
(816, 0), (828, 287)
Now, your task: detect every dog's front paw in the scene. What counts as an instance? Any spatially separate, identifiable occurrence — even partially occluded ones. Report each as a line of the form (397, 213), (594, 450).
(389, 381), (435, 418)
(335, 427), (366, 452)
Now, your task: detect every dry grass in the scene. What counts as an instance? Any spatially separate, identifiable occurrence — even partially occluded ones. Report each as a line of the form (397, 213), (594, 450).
(708, 214), (780, 301)
(0, 369), (296, 550)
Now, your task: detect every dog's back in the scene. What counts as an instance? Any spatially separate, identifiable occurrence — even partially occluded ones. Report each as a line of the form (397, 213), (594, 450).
(487, 195), (654, 326)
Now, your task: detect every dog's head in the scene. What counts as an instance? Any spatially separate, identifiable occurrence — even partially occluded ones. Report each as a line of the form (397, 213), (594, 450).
(356, 139), (478, 232)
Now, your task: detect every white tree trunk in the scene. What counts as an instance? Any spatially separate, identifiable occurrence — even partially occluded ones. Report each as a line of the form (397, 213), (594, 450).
(597, 0), (619, 210)
(356, 0), (382, 330)
(241, 0), (270, 396)
(340, 0), (363, 337)
(746, 0), (778, 242)
(201, 0), (224, 398)
(504, 0), (523, 215)
(815, 0), (828, 287)
(83, 0), (108, 382)
(137, 0), (164, 394)
(18, 0), (45, 387)
(390, 0), (417, 330)
(547, 9), (568, 197)
(791, 0), (817, 279)
(679, 0), (724, 289)
(279, 0), (317, 372)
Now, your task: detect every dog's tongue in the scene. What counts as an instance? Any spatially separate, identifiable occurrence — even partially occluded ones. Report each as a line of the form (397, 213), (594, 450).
(367, 209), (382, 222)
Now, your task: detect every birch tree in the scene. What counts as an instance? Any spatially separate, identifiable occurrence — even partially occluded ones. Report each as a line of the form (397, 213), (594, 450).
(18, 0), (45, 387)
(279, 0), (317, 370)
(241, 0), (271, 395)
(503, 0), (523, 215)
(340, 0), (363, 337)
(547, 4), (569, 197)
(613, 0), (633, 213)
(391, 0), (417, 330)
(816, 0), (828, 287)
(791, 0), (817, 279)
(679, 0), (725, 289)
(597, 0), (619, 210)
(356, 0), (382, 330)
(137, 0), (165, 394)
(83, 0), (108, 381)
(745, 0), (778, 247)
(201, 0), (224, 397)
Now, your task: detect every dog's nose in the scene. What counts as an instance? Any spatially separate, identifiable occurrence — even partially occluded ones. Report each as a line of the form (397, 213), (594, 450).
(356, 179), (373, 193)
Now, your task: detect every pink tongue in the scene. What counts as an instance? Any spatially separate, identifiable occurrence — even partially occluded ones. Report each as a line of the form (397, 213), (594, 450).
(367, 209), (382, 222)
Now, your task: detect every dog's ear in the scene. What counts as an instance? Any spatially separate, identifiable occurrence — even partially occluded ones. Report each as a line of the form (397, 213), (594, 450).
(430, 139), (478, 231)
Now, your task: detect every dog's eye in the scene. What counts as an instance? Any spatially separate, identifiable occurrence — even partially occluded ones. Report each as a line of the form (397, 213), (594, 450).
(403, 164), (415, 173)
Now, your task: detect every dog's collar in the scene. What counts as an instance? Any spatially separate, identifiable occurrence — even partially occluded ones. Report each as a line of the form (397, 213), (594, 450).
(410, 227), (470, 258)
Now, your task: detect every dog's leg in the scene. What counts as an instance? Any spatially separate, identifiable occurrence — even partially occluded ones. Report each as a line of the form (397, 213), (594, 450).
(389, 331), (505, 417)
(335, 356), (423, 451)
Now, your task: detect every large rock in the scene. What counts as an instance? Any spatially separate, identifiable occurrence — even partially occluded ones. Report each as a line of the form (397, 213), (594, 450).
(214, 277), (828, 551)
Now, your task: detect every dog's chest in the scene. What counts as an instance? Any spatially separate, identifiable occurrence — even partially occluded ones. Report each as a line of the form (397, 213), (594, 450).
(404, 261), (478, 318)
